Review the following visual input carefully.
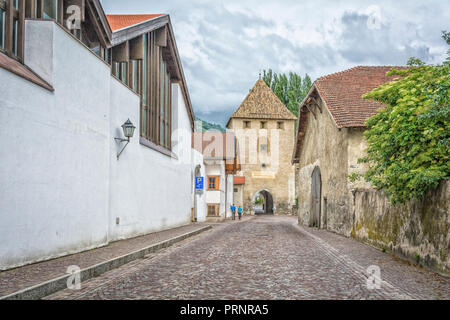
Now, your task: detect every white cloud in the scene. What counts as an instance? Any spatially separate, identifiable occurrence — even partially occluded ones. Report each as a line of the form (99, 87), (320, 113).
(101, 0), (450, 125)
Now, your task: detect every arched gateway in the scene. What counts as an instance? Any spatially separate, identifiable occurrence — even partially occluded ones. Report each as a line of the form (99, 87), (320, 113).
(253, 190), (274, 215)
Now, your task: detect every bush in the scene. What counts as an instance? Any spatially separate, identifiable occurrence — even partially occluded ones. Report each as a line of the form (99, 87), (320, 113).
(359, 61), (449, 204)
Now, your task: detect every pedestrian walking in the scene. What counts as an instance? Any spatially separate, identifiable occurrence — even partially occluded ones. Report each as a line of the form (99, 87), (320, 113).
(231, 204), (236, 220)
(238, 206), (243, 220)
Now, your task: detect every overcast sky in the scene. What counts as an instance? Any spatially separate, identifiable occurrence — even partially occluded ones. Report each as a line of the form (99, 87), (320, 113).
(101, 0), (450, 126)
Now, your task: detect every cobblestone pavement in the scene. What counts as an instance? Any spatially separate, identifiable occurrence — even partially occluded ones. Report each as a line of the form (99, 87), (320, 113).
(46, 216), (450, 300)
(0, 223), (209, 297)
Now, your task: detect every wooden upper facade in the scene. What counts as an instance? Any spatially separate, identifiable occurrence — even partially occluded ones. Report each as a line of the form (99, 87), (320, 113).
(0, 0), (194, 153)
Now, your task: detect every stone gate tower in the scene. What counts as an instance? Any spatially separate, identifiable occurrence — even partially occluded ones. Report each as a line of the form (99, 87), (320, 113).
(227, 79), (297, 215)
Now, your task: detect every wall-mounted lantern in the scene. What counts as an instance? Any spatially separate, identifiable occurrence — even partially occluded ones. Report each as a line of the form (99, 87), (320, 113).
(115, 119), (136, 160)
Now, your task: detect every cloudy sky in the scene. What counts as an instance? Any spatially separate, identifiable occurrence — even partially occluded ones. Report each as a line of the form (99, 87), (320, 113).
(101, 0), (450, 126)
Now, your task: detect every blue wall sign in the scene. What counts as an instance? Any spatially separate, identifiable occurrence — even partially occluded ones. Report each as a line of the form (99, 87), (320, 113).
(195, 177), (204, 190)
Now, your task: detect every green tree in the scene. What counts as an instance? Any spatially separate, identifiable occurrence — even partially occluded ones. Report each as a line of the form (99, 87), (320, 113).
(262, 69), (312, 116)
(356, 32), (450, 204)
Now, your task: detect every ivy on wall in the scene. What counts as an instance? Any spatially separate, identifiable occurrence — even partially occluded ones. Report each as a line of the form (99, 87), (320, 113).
(353, 33), (450, 204)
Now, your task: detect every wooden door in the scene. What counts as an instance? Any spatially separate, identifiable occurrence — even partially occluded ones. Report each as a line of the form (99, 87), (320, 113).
(310, 167), (322, 228)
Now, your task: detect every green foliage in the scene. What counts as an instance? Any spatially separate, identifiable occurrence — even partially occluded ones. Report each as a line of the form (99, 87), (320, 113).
(360, 37), (450, 204)
(195, 117), (226, 132)
(254, 197), (264, 205)
(262, 69), (312, 116)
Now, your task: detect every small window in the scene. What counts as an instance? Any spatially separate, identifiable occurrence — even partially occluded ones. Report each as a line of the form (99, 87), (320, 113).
(0, 8), (5, 50)
(207, 176), (220, 191)
(234, 188), (238, 193)
(12, 18), (18, 56)
(260, 121), (267, 129)
(277, 122), (284, 129)
(120, 62), (128, 84)
(43, 0), (58, 20)
(243, 121), (251, 129)
(92, 46), (101, 57)
(131, 60), (139, 92)
(13, 0), (19, 9)
(207, 204), (219, 217)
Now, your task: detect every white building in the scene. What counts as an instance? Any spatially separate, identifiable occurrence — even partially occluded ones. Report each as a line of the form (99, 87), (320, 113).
(192, 132), (240, 222)
(0, 1), (200, 270)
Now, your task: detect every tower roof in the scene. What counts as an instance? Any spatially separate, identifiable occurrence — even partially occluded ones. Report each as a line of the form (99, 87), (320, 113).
(228, 79), (297, 125)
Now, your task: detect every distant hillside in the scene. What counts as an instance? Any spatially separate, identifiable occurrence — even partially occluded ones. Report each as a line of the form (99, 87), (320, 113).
(195, 117), (226, 132)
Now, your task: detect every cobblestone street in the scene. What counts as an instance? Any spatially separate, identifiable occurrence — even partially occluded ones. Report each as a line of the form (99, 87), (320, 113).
(46, 216), (450, 300)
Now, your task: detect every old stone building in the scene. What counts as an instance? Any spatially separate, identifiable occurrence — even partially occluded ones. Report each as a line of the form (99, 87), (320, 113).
(292, 66), (449, 274)
(227, 79), (297, 215)
(292, 66), (406, 235)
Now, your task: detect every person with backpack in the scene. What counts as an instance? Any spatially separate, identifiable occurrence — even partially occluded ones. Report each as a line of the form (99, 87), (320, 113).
(238, 206), (243, 220)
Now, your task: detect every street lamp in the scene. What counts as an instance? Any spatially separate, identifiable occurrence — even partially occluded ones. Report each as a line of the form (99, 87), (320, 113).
(115, 119), (136, 160)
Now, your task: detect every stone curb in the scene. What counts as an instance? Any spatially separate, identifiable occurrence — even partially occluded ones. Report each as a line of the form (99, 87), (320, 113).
(0, 225), (212, 300)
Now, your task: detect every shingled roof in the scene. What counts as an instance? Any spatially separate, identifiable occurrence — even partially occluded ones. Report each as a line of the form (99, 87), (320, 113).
(315, 66), (406, 128)
(228, 79), (297, 125)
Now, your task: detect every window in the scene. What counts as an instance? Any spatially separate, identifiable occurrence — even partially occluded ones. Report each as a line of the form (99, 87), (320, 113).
(207, 204), (219, 217)
(43, 0), (58, 19)
(258, 136), (270, 154)
(0, 8), (4, 50)
(142, 34), (147, 105)
(277, 121), (284, 129)
(160, 58), (165, 146)
(131, 59), (139, 92)
(261, 121), (267, 129)
(91, 45), (101, 57)
(243, 121), (251, 129)
(12, 18), (17, 56)
(234, 188), (238, 193)
(208, 176), (219, 191)
(111, 29), (173, 151)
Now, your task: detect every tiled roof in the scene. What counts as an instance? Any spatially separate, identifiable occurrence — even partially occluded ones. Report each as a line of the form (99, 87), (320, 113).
(234, 176), (245, 185)
(230, 79), (297, 121)
(106, 14), (165, 31)
(292, 65), (408, 163)
(314, 66), (407, 128)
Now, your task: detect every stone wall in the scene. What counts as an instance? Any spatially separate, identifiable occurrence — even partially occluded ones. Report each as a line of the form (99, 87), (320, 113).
(297, 98), (352, 235)
(350, 181), (450, 275)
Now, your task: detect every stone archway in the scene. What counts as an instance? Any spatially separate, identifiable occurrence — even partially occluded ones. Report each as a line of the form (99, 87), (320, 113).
(253, 189), (274, 215)
(310, 166), (322, 228)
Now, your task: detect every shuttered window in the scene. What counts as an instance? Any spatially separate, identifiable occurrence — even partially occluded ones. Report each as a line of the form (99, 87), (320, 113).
(207, 204), (219, 217)
(208, 176), (220, 191)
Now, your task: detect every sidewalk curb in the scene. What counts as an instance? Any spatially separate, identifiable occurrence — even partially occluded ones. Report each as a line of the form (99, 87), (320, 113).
(0, 225), (212, 300)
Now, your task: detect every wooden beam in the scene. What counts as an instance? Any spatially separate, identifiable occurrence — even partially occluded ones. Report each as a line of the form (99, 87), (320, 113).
(129, 35), (143, 60)
(85, 0), (107, 47)
(312, 97), (322, 113)
(155, 25), (167, 47)
(111, 40), (128, 62)
(25, 0), (35, 18)
(305, 103), (317, 119)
